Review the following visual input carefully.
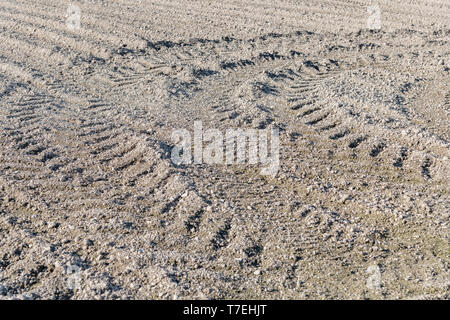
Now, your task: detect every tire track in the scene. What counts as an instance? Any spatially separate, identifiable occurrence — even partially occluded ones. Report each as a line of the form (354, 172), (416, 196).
(235, 52), (448, 180)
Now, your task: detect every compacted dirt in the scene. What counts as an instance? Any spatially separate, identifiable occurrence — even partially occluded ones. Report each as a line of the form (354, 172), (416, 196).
(0, 0), (448, 299)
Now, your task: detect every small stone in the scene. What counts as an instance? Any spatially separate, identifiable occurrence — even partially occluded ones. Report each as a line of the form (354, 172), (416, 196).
(340, 194), (352, 203)
(49, 222), (60, 229)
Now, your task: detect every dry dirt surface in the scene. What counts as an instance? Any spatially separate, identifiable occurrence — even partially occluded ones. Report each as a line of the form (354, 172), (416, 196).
(0, 0), (449, 299)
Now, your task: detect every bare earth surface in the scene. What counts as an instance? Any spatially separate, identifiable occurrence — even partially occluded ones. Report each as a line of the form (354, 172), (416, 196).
(0, 0), (449, 299)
